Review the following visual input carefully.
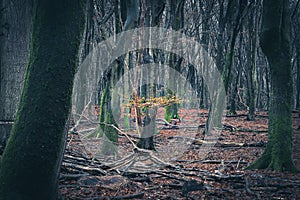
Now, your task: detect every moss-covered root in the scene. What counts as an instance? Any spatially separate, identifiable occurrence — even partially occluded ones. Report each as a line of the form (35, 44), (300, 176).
(246, 152), (299, 173)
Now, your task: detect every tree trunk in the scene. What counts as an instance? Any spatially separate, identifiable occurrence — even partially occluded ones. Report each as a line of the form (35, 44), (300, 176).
(0, 1), (85, 199)
(247, 0), (298, 172)
(291, 1), (300, 111)
(98, 85), (118, 155)
(137, 108), (157, 150)
(164, 0), (184, 122)
(246, 2), (259, 120)
(0, 0), (33, 154)
(205, 0), (245, 133)
(296, 48), (300, 110)
(294, 28), (300, 110)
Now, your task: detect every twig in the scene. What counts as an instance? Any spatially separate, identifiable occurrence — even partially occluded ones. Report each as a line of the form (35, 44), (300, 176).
(236, 157), (242, 169)
(245, 177), (261, 199)
(107, 152), (136, 170)
(111, 192), (144, 200)
(77, 128), (96, 134)
(70, 93), (94, 133)
(99, 122), (137, 148)
(96, 8), (114, 25)
(62, 162), (106, 175)
(60, 173), (89, 179)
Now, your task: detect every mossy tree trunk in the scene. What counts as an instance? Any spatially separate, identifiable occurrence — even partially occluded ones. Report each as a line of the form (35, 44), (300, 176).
(98, 85), (118, 156)
(164, 0), (184, 123)
(0, 1), (85, 199)
(247, 0), (298, 172)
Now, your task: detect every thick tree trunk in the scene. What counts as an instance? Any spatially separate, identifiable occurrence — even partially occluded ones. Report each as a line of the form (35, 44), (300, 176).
(247, 0), (298, 172)
(0, 0), (33, 154)
(0, 1), (85, 199)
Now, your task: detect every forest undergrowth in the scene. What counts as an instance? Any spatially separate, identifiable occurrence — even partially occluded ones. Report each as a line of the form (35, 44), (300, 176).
(59, 109), (300, 199)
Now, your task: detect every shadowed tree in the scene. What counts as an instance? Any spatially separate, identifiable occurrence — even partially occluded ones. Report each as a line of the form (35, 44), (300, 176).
(164, 0), (184, 123)
(0, 0), (85, 199)
(96, 0), (139, 154)
(136, 0), (165, 150)
(0, 0), (33, 154)
(247, 0), (299, 172)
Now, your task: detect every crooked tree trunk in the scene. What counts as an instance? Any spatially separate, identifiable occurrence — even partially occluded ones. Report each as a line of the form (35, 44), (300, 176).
(0, 1), (85, 199)
(247, 0), (298, 172)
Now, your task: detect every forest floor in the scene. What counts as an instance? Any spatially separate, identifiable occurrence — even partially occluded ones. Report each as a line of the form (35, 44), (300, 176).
(59, 108), (300, 199)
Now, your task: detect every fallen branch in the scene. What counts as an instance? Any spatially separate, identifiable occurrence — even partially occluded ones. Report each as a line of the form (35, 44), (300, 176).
(107, 147), (177, 172)
(245, 177), (261, 199)
(192, 139), (266, 148)
(237, 128), (268, 133)
(215, 141), (266, 148)
(70, 93), (93, 133)
(206, 173), (244, 181)
(225, 114), (248, 118)
(60, 173), (88, 179)
(222, 124), (268, 133)
(62, 162), (106, 175)
(175, 159), (248, 165)
(111, 192), (144, 200)
(156, 118), (179, 129)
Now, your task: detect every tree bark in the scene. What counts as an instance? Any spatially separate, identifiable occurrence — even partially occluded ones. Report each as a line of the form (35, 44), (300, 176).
(164, 0), (184, 123)
(0, 0), (33, 154)
(98, 85), (118, 155)
(246, 2), (259, 120)
(0, 0), (85, 199)
(296, 47), (300, 110)
(247, 0), (298, 172)
(293, 7), (300, 110)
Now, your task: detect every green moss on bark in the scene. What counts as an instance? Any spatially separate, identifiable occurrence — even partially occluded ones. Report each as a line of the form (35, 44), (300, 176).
(98, 86), (118, 156)
(247, 0), (299, 173)
(164, 89), (180, 123)
(0, 1), (85, 199)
